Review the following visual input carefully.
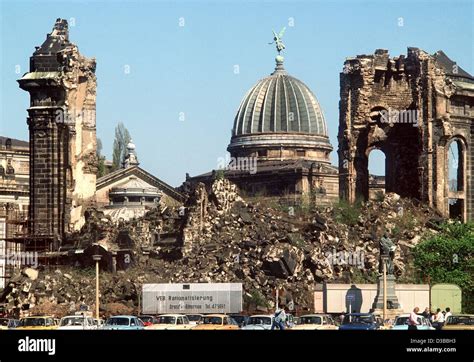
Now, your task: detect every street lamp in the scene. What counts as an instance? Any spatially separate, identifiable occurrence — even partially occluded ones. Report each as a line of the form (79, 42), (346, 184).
(92, 254), (102, 320)
(381, 255), (389, 322)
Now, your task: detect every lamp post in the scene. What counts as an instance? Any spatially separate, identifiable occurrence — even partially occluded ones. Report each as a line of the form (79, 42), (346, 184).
(381, 255), (388, 322)
(92, 254), (102, 320)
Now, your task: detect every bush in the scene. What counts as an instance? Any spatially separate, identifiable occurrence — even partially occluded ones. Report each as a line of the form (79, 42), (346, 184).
(413, 222), (474, 313)
(245, 289), (270, 309)
(334, 199), (363, 226)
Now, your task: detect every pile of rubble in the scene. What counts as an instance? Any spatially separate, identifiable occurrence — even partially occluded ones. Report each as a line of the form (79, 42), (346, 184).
(0, 179), (444, 316)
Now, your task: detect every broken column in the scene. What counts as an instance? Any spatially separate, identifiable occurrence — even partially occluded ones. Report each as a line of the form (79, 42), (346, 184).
(18, 18), (97, 247)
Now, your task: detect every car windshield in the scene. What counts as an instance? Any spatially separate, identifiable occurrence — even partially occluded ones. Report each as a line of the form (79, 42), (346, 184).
(139, 316), (153, 323)
(248, 317), (271, 325)
(202, 316), (223, 325)
(106, 317), (130, 326)
(187, 315), (202, 322)
(446, 316), (474, 325)
(158, 316), (176, 324)
(343, 315), (374, 324)
(231, 316), (244, 323)
(0, 318), (9, 326)
(20, 318), (46, 327)
(60, 317), (85, 327)
(300, 316), (322, 325)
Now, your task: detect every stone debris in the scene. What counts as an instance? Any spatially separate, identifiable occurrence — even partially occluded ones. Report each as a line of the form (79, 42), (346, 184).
(0, 179), (442, 316)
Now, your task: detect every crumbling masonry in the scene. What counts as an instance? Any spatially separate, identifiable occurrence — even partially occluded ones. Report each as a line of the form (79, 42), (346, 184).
(18, 19), (97, 249)
(338, 48), (473, 221)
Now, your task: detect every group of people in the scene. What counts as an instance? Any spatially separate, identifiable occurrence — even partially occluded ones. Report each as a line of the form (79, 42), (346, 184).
(409, 306), (452, 330)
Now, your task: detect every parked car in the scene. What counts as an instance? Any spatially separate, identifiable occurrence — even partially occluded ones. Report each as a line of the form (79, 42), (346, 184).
(0, 318), (20, 330)
(138, 315), (159, 327)
(229, 314), (249, 328)
(338, 313), (380, 330)
(16, 316), (58, 330)
(442, 315), (474, 330)
(93, 318), (105, 328)
(186, 314), (204, 325)
(192, 314), (240, 330)
(102, 316), (145, 330)
(241, 315), (274, 330)
(57, 315), (97, 330)
(391, 314), (435, 330)
(290, 314), (338, 330)
(146, 314), (193, 330)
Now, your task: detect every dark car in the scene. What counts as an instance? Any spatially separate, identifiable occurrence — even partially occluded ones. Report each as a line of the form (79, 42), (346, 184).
(338, 313), (380, 330)
(229, 314), (249, 328)
(138, 315), (158, 327)
(0, 318), (20, 329)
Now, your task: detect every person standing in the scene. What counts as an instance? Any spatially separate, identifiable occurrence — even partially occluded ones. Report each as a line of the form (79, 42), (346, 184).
(445, 307), (452, 321)
(422, 307), (430, 319)
(408, 307), (420, 330)
(433, 308), (445, 330)
(271, 307), (286, 330)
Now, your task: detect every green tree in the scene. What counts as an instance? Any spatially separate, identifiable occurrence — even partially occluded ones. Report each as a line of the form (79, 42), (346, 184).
(112, 122), (131, 171)
(413, 222), (474, 313)
(96, 138), (107, 178)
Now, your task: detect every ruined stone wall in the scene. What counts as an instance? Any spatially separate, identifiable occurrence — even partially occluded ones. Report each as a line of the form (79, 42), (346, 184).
(18, 19), (97, 246)
(338, 48), (473, 221)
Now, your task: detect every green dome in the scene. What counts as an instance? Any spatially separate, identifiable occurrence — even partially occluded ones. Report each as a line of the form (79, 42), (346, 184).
(231, 61), (329, 138)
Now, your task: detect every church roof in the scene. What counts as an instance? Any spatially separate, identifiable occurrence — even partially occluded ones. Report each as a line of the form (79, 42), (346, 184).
(433, 50), (473, 81)
(96, 166), (184, 202)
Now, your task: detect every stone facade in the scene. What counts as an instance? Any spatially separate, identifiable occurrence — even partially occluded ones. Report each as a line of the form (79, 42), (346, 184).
(0, 137), (29, 211)
(0, 137), (29, 288)
(338, 48), (473, 221)
(18, 19), (97, 248)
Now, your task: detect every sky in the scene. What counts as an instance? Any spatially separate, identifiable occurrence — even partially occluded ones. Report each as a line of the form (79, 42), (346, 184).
(1, 0), (473, 187)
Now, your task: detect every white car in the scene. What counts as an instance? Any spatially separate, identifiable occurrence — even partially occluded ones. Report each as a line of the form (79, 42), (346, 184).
(57, 315), (97, 330)
(186, 314), (203, 326)
(291, 314), (338, 330)
(391, 314), (435, 330)
(241, 315), (274, 330)
(146, 314), (193, 330)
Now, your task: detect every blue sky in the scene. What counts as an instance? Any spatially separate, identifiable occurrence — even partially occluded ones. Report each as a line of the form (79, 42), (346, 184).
(1, 0), (472, 186)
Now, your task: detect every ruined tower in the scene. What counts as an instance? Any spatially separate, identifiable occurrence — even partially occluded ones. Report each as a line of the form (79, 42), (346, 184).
(18, 19), (97, 249)
(338, 48), (473, 221)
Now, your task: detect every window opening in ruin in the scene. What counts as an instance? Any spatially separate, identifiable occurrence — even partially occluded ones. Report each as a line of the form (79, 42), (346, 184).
(448, 139), (464, 220)
(448, 140), (463, 192)
(368, 149), (386, 200)
(448, 199), (463, 220)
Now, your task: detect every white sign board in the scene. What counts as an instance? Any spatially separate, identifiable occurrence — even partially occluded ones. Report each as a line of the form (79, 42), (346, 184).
(142, 283), (243, 314)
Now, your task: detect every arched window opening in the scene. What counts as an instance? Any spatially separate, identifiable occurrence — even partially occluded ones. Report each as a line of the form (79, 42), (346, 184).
(448, 139), (464, 220)
(368, 149), (386, 200)
(448, 140), (463, 192)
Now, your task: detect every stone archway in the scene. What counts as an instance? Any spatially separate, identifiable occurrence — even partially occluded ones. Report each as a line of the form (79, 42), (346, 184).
(350, 107), (422, 201)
